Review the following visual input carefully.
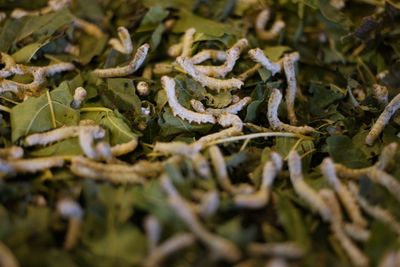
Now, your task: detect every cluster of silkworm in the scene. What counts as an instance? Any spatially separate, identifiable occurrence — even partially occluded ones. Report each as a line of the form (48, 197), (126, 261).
(254, 8), (286, 41)
(0, 54), (75, 99)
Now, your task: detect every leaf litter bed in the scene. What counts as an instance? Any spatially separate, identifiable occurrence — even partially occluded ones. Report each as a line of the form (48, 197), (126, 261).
(0, 0), (400, 266)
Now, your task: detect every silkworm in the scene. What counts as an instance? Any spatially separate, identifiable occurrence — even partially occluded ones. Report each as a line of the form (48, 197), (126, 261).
(71, 87), (87, 109)
(371, 84), (388, 107)
(194, 39), (248, 78)
(234, 152), (282, 209)
(247, 241), (304, 259)
(168, 43), (183, 57)
(181, 28), (196, 57)
(248, 48), (281, 75)
(288, 151), (331, 221)
(0, 146), (23, 160)
(110, 139), (138, 157)
(321, 158), (367, 227)
(206, 96), (252, 116)
(108, 26), (133, 54)
(144, 215), (162, 252)
(57, 198), (83, 250)
(160, 174), (241, 262)
(10, 0), (71, 18)
(70, 156), (146, 184)
(255, 8), (286, 41)
(190, 99), (206, 113)
(319, 188), (369, 267)
(93, 43), (149, 78)
(268, 89), (315, 134)
(152, 62), (175, 75)
(330, 0), (345, 10)
(144, 233), (196, 267)
(191, 49), (227, 64)
(375, 142), (398, 170)
(64, 43), (80, 57)
(378, 250), (400, 267)
(197, 190), (219, 218)
(72, 17), (104, 38)
(365, 92), (400, 145)
(25, 124), (104, 146)
(0, 156), (65, 177)
(282, 52), (300, 125)
(348, 181), (400, 236)
(0, 52), (17, 78)
(0, 242), (20, 267)
(209, 145), (236, 194)
(161, 76), (216, 124)
(95, 142), (113, 162)
(176, 56), (243, 92)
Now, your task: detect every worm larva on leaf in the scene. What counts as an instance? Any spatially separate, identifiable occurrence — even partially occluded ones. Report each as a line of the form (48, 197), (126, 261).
(255, 8), (286, 41)
(108, 26), (133, 54)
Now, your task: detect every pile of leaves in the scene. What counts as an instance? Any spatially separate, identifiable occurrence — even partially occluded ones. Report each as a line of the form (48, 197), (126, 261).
(1, 0), (400, 266)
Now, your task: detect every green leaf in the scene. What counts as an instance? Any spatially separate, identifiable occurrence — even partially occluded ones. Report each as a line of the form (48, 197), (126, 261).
(326, 135), (369, 168)
(12, 42), (49, 63)
(103, 78), (141, 114)
(11, 82), (79, 142)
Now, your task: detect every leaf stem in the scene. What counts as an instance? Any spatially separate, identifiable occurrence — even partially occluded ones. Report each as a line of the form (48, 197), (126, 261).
(79, 107), (113, 113)
(46, 90), (57, 128)
(206, 132), (311, 146)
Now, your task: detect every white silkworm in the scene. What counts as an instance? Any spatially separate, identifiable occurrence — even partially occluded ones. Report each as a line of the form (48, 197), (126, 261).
(206, 96), (251, 116)
(375, 142), (397, 170)
(348, 181), (400, 236)
(255, 9), (286, 41)
(181, 28), (196, 57)
(70, 156), (146, 184)
(108, 26), (133, 54)
(209, 145), (236, 194)
(152, 62), (175, 75)
(282, 52), (300, 125)
(190, 99), (206, 113)
(78, 126), (104, 159)
(191, 49), (227, 64)
(160, 174), (241, 262)
(57, 198), (83, 251)
(0, 242), (20, 267)
(137, 81), (150, 96)
(25, 124), (103, 146)
(248, 48), (281, 75)
(10, 0), (71, 18)
(144, 233), (196, 267)
(365, 92), (400, 145)
(194, 39), (248, 78)
(321, 158), (367, 228)
(0, 52), (17, 78)
(72, 17), (104, 38)
(247, 242), (304, 259)
(95, 142), (113, 162)
(93, 43), (149, 78)
(268, 89), (315, 134)
(154, 141), (200, 157)
(330, 0), (345, 9)
(71, 87), (87, 109)
(168, 43), (183, 57)
(144, 215), (162, 252)
(176, 56), (243, 92)
(234, 152), (282, 209)
(0, 146), (23, 160)
(110, 139), (138, 157)
(237, 64), (262, 81)
(288, 151), (331, 221)
(371, 84), (388, 106)
(0, 156), (65, 177)
(161, 75), (216, 124)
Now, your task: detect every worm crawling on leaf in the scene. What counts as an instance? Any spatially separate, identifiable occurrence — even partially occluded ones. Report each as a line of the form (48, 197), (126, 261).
(371, 84), (388, 107)
(168, 28), (196, 57)
(0, 156), (65, 178)
(176, 56), (243, 92)
(319, 188), (369, 267)
(268, 89), (315, 134)
(288, 151), (331, 221)
(71, 17), (104, 38)
(194, 39), (248, 78)
(93, 43), (149, 78)
(191, 49), (227, 64)
(248, 48), (281, 75)
(10, 0), (72, 18)
(160, 174), (242, 262)
(365, 92), (400, 145)
(108, 26), (133, 54)
(255, 8), (286, 41)
(71, 87), (87, 109)
(162, 76), (216, 124)
(321, 158), (367, 228)
(282, 52), (300, 125)
(144, 215), (162, 252)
